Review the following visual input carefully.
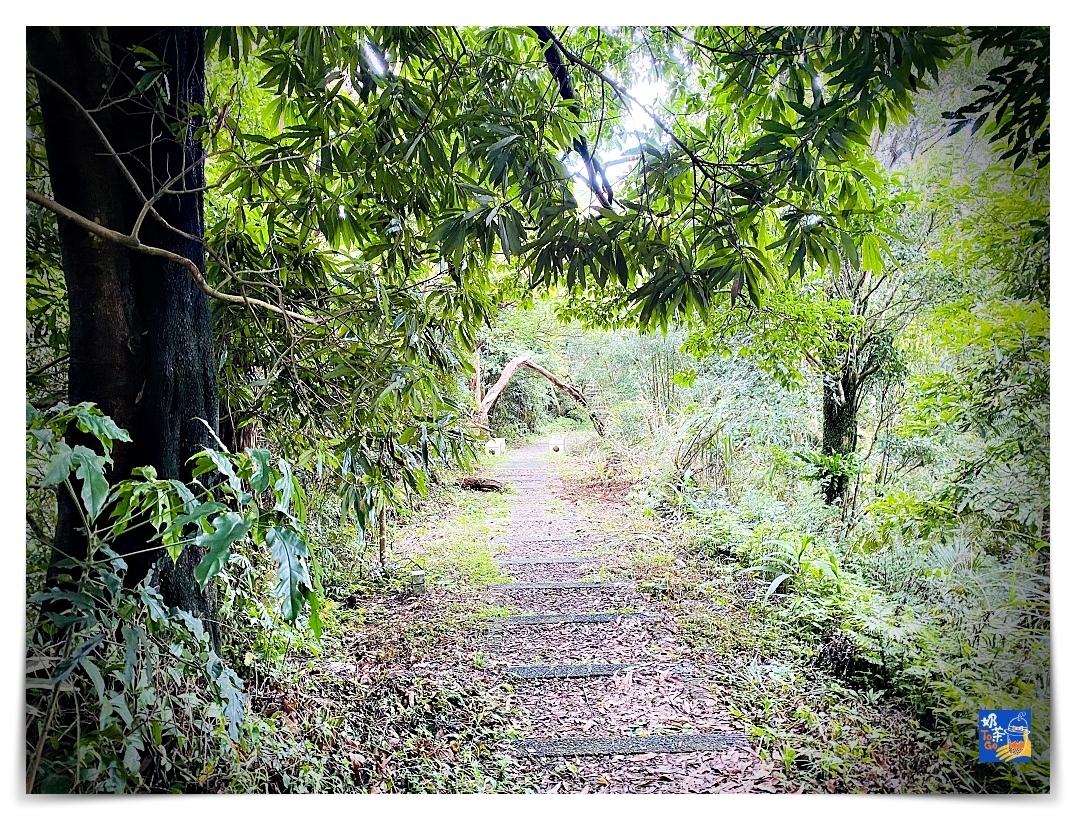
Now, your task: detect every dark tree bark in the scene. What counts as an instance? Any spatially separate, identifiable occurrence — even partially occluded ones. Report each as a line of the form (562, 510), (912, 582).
(29, 26), (219, 643)
(28, 27), (145, 591)
(821, 368), (859, 506)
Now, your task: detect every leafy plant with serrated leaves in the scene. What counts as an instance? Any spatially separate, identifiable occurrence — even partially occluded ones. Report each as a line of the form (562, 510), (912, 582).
(187, 446), (322, 633)
(27, 545), (258, 793)
(28, 401), (322, 635)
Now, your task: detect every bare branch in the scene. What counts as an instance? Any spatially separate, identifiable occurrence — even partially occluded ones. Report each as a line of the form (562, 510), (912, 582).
(476, 354), (605, 436)
(27, 63), (150, 201)
(27, 189), (321, 325)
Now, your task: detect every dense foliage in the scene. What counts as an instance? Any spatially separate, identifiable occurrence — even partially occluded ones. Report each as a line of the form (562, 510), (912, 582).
(26, 25), (1047, 793)
(542, 62), (1048, 791)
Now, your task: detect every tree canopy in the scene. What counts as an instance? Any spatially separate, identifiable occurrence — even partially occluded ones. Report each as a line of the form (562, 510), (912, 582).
(25, 25), (1049, 794)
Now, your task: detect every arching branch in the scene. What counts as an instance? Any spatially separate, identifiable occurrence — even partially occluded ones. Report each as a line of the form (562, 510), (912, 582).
(476, 355), (605, 436)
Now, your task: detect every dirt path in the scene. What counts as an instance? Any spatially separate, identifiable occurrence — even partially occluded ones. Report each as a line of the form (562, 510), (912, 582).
(486, 442), (780, 793)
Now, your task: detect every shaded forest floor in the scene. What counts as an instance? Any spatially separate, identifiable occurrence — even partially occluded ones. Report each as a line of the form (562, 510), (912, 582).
(260, 440), (960, 793)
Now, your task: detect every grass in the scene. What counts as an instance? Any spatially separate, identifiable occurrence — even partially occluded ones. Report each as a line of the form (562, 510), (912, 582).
(614, 540), (958, 793)
(407, 487), (512, 588)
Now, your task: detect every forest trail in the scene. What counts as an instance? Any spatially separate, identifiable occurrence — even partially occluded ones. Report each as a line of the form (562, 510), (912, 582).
(485, 442), (779, 793)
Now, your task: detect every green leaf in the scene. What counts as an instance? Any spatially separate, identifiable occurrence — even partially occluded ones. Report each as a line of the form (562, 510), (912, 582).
(174, 501), (230, 529)
(306, 589), (323, 640)
(248, 448), (273, 494)
(763, 573), (793, 601)
(761, 119), (796, 136)
(139, 587), (170, 623)
(266, 526), (311, 622)
(122, 625), (140, 687)
(71, 404), (132, 449)
(199, 449), (247, 499)
(42, 442), (76, 487)
(839, 232), (861, 271)
(193, 512), (252, 586)
(273, 458), (295, 515)
(212, 661), (247, 741)
(487, 134), (521, 154)
(860, 233), (884, 272)
(168, 479), (197, 506)
(51, 632), (105, 685)
(80, 657), (106, 700)
(672, 369), (697, 388)
(72, 445), (110, 521)
(132, 69), (162, 96)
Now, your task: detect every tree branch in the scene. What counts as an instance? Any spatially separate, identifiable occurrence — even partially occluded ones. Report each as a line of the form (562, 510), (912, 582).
(27, 189), (320, 325)
(27, 63), (148, 205)
(541, 28), (726, 192)
(530, 26), (614, 209)
(29, 61), (260, 301)
(476, 354), (605, 436)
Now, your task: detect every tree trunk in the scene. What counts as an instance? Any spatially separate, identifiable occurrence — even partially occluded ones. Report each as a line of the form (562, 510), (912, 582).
(220, 410), (258, 454)
(377, 507), (387, 567)
(821, 368), (859, 505)
(30, 26), (220, 643)
(29, 27), (145, 592)
(476, 355), (605, 436)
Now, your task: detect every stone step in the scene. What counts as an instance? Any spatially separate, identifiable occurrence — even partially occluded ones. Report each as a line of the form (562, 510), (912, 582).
(497, 556), (592, 566)
(496, 535), (588, 544)
(497, 612), (658, 626)
(489, 581), (634, 590)
(507, 663), (630, 679)
(517, 732), (743, 757)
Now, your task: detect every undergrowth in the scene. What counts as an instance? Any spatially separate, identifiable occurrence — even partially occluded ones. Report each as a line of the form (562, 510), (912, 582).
(564, 419), (1048, 794)
(26, 402), (529, 793)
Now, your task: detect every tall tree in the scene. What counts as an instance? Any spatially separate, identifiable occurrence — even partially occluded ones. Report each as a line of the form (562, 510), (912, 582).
(28, 27), (218, 638)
